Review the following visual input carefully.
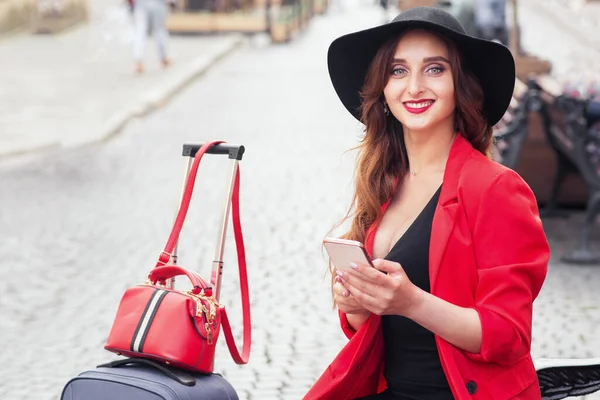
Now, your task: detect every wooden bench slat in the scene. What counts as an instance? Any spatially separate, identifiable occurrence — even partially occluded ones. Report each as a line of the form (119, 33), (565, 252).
(536, 75), (563, 98)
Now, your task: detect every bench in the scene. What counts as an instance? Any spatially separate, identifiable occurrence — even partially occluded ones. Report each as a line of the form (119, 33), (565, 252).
(530, 75), (600, 264)
(536, 358), (600, 399)
(492, 78), (534, 170)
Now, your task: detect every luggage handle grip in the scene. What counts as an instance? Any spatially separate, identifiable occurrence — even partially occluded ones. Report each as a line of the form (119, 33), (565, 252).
(97, 358), (196, 387)
(182, 143), (245, 160)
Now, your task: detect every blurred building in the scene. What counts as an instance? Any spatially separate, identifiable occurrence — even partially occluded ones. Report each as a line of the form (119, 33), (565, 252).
(0, 0), (88, 34)
(167, 0), (329, 42)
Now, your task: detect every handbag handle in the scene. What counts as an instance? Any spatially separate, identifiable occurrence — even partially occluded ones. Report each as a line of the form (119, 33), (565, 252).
(154, 140), (251, 365)
(155, 140), (225, 268)
(148, 265), (211, 295)
(97, 358), (196, 387)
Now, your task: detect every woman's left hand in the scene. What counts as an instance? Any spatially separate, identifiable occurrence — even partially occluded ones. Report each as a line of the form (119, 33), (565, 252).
(338, 259), (424, 317)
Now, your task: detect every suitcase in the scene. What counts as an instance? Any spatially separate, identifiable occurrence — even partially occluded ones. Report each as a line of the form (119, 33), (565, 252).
(61, 142), (249, 400)
(61, 358), (238, 400)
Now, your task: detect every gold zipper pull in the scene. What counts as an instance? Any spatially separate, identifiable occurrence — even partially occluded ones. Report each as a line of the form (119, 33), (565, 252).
(206, 323), (213, 345)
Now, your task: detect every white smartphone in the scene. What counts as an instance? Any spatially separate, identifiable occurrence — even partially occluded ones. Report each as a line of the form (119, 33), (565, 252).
(323, 237), (374, 272)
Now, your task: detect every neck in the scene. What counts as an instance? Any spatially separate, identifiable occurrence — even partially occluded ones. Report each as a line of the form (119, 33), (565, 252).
(402, 123), (456, 176)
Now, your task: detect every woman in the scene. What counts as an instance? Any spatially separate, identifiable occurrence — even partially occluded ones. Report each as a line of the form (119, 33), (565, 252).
(305, 6), (549, 400)
(132, 0), (172, 74)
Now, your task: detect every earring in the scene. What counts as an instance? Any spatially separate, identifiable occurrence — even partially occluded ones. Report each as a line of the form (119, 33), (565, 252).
(383, 103), (390, 116)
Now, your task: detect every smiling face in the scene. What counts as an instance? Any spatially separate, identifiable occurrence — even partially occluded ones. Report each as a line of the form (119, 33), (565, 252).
(383, 29), (456, 134)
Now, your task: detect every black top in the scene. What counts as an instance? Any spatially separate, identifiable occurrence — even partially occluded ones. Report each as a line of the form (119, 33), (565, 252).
(381, 186), (454, 399)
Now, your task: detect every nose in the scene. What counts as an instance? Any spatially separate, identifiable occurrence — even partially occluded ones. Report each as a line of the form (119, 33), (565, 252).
(407, 73), (425, 98)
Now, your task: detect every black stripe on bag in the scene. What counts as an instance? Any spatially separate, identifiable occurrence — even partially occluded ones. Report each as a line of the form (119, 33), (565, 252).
(138, 290), (169, 352)
(130, 289), (161, 352)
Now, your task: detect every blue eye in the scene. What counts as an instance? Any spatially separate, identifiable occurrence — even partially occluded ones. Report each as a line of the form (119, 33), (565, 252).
(427, 66), (445, 75)
(391, 67), (407, 76)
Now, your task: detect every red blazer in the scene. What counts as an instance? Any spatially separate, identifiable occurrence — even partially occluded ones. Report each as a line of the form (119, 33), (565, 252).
(304, 135), (550, 400)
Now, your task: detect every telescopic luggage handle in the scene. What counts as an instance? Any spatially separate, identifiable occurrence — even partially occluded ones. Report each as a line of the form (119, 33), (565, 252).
(182, 143), (245, 160)
(168, 142), (245, 301)
(156, 141), (251, 365)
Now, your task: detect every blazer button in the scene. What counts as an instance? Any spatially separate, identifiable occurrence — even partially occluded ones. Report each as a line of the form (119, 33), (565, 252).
(466, 381), (477, 394)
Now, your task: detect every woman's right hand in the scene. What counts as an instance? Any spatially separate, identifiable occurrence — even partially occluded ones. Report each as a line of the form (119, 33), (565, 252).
(333, 276), (370, 315)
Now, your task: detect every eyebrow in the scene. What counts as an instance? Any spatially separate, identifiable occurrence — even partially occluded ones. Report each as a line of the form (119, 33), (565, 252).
(392, 56), (451, 64)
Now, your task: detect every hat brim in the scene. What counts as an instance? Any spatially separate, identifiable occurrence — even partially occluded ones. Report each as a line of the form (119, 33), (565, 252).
(327, 20), (516, 126)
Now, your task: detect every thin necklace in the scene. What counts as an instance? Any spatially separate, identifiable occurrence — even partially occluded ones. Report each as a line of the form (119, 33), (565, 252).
(409, 132), (457, 177)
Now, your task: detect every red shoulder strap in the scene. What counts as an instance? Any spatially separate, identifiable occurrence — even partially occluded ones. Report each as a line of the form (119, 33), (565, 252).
(156, 140), (224, 267)
(155, 141), (251, 365)
(220, 167), (251, 364)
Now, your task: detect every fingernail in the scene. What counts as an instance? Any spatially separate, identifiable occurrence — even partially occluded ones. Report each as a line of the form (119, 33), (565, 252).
(336, 270), (344, 278)
(342, 290), (348, 297)
(350, 262), (358, 269)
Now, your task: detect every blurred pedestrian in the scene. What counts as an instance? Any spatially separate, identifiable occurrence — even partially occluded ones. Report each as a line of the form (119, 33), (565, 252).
(132, 0), (173, 74)
(305, 6), (549, 400)
(126, 0), (135, 15)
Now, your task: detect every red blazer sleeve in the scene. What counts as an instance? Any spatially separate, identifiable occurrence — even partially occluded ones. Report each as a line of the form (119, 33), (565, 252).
(338, 310), (358, 339)
(466, 169), (549, 365)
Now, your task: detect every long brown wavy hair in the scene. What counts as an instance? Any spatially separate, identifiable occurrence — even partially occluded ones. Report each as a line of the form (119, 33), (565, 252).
(329, 29), (493, 287)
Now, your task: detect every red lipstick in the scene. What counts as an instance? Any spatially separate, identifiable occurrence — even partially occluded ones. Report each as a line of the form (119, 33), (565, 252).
(403, 100), (435, 114)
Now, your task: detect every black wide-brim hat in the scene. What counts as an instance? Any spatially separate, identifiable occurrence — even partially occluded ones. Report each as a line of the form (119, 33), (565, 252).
(327, 6), (516, 126)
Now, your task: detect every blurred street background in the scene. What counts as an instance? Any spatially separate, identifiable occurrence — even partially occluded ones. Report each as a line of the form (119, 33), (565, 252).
(1, 0), (599, 399)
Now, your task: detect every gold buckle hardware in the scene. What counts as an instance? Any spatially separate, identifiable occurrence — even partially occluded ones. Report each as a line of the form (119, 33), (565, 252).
(185, 291), (218, 324)
(157, 251), (172, 265)
(205, 323), (213, 345)
(179, 289), (219, 344)
(144, 279), (168, 287)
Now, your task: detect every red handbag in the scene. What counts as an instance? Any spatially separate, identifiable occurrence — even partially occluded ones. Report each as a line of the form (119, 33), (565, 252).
(104, 141), (251, 373)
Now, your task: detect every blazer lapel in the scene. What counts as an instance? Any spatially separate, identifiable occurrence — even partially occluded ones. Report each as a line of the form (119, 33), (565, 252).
(429, 135), (473, 293)
(430, 201), (458, 292)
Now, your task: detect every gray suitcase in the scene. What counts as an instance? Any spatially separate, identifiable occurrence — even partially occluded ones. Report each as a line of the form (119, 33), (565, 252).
(61, 358), (239, 400)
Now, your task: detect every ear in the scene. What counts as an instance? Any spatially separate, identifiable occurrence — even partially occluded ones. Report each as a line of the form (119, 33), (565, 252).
(380, 93), (388, 106)
(381, 96), (390, 116)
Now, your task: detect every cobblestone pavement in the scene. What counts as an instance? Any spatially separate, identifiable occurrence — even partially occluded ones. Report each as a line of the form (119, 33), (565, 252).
(1, 1), (599, 400)
(0, 0), (242, 158)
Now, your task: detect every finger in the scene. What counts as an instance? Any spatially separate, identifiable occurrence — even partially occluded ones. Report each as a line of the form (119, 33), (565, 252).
(336, 298), (359, 311)
(346, 261), (391, 284)
(334, 269), (350, 284)
(333, 289), (359, 308)
(343, 272), (378, 297)
(334, 285), (360, 306)
(334, 275), (351, 292)
(338, 263), (378, 283)
(334, 274), (349, 286)
(333, 281), (349, 297)
(335, 296), (361, 313)
(342, 282), (379, 313)
(372, 258), (404, 276)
